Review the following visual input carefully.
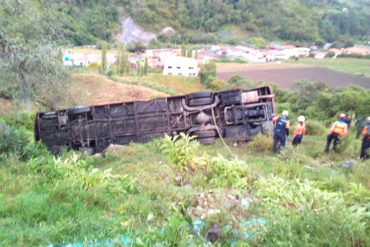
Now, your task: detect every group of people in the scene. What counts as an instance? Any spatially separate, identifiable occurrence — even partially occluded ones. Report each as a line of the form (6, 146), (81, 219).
(272, 111), (370, 159)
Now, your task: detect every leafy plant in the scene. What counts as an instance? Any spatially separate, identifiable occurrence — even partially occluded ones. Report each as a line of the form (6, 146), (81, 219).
(159, 133), (199, 170)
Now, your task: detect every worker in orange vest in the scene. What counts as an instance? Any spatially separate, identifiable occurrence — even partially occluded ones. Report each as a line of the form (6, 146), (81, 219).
(325, 113), (348, 152)
(292, 115), (306, 146)
(360, 116), (370, 159)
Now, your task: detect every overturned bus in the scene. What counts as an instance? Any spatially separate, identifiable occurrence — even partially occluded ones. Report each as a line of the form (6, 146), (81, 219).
(35, 86), (276, 154)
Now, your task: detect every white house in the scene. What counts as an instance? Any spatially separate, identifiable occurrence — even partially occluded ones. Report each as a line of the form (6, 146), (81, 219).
(63, 50), (117, 67)
(162, 56), (199, 76)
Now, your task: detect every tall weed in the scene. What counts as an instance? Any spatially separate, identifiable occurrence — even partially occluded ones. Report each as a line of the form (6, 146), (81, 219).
(159, 133), (199, 170)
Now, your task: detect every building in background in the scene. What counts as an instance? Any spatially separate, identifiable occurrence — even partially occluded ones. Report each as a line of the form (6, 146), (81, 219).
(162, 56), (199, 76)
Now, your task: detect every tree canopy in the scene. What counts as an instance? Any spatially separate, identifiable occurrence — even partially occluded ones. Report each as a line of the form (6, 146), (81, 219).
(18, 0), (370, 45)
(0, 0), (68, 110)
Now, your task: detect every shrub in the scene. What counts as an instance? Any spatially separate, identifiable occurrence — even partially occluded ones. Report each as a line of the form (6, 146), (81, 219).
(325, 51), (335, 58)
(251, 176), (368, 246)
(305, 120), (327, 136)
(210, 79), (226, 90)
(0, 122), (29, 154)
(88, 62), (100, 68)
(159, 133), (199, 170)
(247, 134), (272, 154)
(197, 154), (252, 189)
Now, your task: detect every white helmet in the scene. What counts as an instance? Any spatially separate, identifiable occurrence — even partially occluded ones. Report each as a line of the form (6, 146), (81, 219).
(282, 110), (289, 117)
(298, 115), (305, 122)
(339, 113), (346, 120)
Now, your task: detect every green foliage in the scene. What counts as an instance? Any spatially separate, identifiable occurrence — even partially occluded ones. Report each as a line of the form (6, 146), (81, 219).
(210, 79), (226, 90)
(224, 76), (258, 90)
(100, 41), (108, 74)
(198, 61), (216, 89)
(143, 57), (149, 75)
(325, 51), (336, 58)
(251, 176), (369, 246)
(10, 0), (370, 47)
(249, 37), (266, 49)
(305, 120), (326, 136)
(201, 154), (252, 189)
(213, 58), (247, 64)
(159, 133), (199, 170)
(247, 134), (273, 154)
(181, 44), (186, 57)
(272, 81), (370, 120)
(0, 0), (68, 110)
(115, 45), (130, 76)
(0, 122), (29, 155)
(338, 53), (370, 59)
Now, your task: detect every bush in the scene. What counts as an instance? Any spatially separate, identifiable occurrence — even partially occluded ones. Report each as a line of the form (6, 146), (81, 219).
(251, 176), (369, 246)
(325, 51), (335, 58)
(88, 62), (100, 68)
(0, 122), (29, 154)
(305, 120), (327, 136)
(210, 79), (226, 90)
(159, 133), (199, 170)
(247, 134), (273, 154)
(202, 154), (252, 189)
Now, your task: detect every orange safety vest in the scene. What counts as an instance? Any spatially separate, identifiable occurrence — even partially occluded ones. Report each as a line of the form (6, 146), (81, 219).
(329, 121), (348, 137)
(361, 126), (370, 139)
(293, 123), (306, 138)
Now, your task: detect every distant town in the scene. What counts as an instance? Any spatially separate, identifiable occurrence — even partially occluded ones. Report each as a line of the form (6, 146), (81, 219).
(63, 43), (370, 77)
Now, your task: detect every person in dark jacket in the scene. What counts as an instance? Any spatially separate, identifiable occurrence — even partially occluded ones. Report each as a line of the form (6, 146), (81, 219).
(343, 114), (352, 129)
(355, 116), (367, 139)
(360, 117), (370, 159)
(272, 110), (290, 152)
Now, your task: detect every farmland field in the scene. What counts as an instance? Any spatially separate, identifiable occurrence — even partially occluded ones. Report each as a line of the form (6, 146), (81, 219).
(216, 58), (370, 89)
(285, 57), (370, 77)
(218, 67), (370, 89)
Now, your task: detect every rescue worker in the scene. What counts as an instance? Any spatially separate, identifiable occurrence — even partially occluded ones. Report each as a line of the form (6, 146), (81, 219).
(343, 114), (352, 129)
(292, 115), (306, 146)
(355, 116), (367, 139)
(360, 116), (370, 159)
(272, 110), (290, 152)
(325, 113), (348, 152)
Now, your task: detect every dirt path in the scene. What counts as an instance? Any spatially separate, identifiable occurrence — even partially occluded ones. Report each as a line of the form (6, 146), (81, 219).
(68, 73), (168, 107)
(218, 67), (370, 89)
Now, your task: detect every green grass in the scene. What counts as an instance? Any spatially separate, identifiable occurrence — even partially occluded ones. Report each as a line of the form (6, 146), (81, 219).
(110, 73), (205, 96)
(285, 57), (370, 77)
(1, 116), (369, 246)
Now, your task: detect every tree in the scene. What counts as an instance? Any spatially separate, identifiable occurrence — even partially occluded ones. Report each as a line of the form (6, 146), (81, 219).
(136, 61), (142, 76)
(181, 44), (186, 57)
(143, 57), (149, 75)
(100, 42), (108, 74)
(187, 49), (192, 58)
(198, 61), (216, 88)
(115, 45), (130, 76)
(0, 0), (67, 111)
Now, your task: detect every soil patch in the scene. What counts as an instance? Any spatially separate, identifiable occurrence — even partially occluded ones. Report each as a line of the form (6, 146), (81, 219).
(68, 73), (168, 107)
(218, 67), (370, 89)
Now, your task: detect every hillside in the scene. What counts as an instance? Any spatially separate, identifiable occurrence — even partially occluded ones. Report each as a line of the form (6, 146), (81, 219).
(36, 0), (369, 46)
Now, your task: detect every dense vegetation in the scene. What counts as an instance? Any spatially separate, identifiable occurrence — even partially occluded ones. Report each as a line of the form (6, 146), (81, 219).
(1, 72), (369, 246)
(0, 0), (68, 110)
(27, 0), (370, 45)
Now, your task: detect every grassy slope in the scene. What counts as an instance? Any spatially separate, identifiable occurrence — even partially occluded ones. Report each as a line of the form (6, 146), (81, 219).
(1, 128), (369, 246)
(117, 74), (205, 95)
(1, 68), (369, 246)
